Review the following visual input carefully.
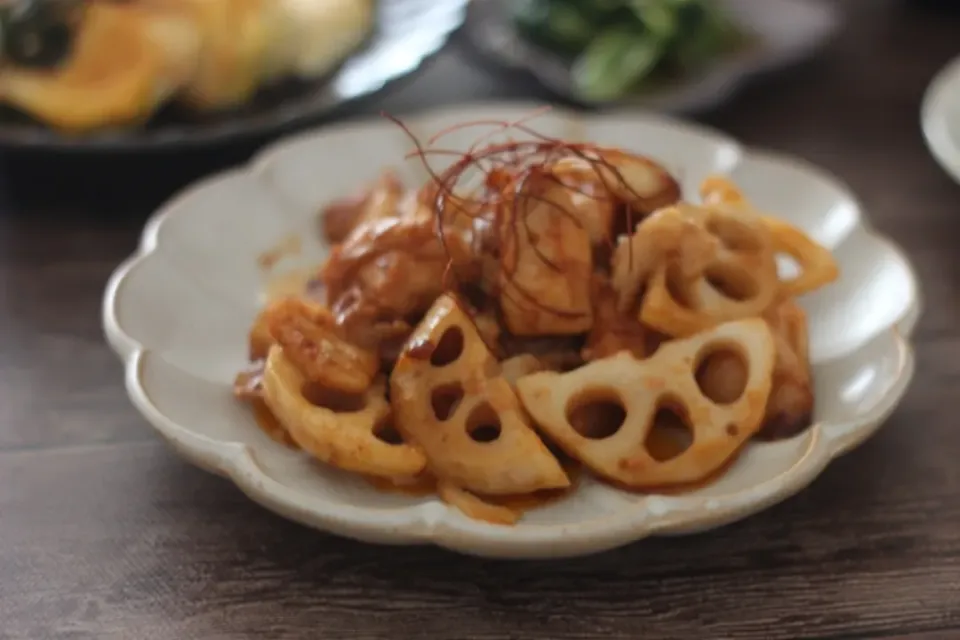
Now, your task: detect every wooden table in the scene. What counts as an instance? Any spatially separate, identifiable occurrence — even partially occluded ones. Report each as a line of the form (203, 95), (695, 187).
(2, 2), (959, 638)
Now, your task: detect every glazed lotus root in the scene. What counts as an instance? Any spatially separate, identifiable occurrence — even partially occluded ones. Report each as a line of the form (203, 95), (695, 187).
(261, 346), (427, 478)
(761, 216), (839, 298)
(613, 201), (781, 338)
(692, 301), (814, 440)
(390, 294), (570, 495)
(700, 176), (839, 298)
(515, 319), (775, 488)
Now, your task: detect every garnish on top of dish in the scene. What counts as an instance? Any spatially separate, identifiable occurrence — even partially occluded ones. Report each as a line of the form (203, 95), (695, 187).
(0, 0), (374, 133)
(233, 108), (839, 525)
(512, 0), (750, 101)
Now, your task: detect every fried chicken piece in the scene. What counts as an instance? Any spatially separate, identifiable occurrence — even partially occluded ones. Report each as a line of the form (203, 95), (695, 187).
(498, 169), (594, 336)
(759, 299), (814, 439)
(322, 190), (471, 297)
(265, 297), (378, 393)
(582, 279), (658, 362)
(321, 186), (485, 365)
(549, 150), (682, 248)
(320, 171), (405, 244)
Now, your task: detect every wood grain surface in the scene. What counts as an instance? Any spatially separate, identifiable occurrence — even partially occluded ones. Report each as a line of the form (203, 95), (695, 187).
(2, 1), (959, 638)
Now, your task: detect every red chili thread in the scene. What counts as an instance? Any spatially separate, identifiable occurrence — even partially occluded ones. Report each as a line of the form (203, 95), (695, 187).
(381, 108), (667, 326)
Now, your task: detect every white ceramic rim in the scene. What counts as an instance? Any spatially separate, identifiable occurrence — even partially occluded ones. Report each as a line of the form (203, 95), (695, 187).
(922, 54), (960, 183)
(103, 102), (920, 559)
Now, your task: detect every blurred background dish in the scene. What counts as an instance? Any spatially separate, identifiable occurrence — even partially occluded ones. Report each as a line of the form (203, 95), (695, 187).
(922, 53), (960, 184)
(0, 0), (468, 150)
(462, 0), (841, 113)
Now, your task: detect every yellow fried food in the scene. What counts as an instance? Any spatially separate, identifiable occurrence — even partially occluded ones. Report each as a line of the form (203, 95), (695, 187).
(280, 0), (375, 81)
(152, 0), (372, 110)
(142, 0), (271, 110)
(0, 3), (200, 132)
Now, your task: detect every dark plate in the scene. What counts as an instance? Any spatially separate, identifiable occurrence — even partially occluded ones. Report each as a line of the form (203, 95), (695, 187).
(0, 0), (468, 152)
(462, 0), (841, 114)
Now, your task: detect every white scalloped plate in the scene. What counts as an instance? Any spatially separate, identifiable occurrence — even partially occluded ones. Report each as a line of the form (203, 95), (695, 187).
(922, 54), (960, 184)
(103, 103), (919, 559)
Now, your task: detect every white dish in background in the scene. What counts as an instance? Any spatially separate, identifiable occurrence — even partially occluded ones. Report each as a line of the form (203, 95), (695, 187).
(463, 0), (842, 112)
(103, 103), (918, 559)
(922, 54), (960, 183)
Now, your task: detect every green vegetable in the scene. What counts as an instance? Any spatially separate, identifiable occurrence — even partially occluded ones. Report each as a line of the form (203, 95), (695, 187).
(627, 0), (678, 43)
(513, 0), (598, 54)
(544, 3), (596, 52)
(572, 27), (665, 102)
(579, 0), (629, 23)
(512, 0), (747, 100)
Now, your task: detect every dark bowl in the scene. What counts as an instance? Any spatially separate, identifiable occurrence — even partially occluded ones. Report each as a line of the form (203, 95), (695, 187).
(0, 0), (469, 152)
